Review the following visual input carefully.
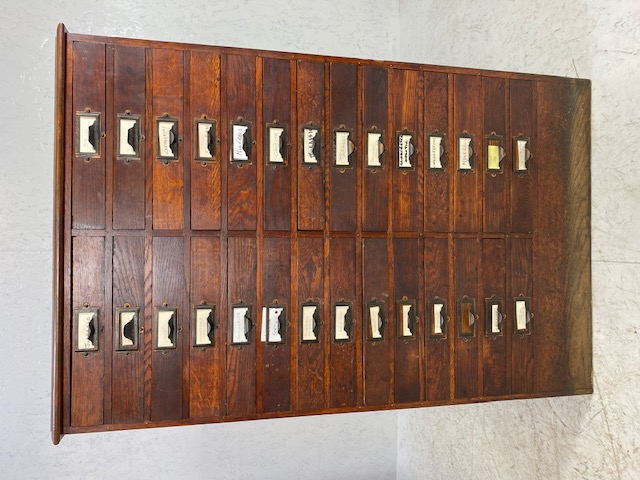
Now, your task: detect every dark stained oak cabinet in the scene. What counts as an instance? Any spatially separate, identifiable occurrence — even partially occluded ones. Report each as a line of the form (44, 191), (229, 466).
(52, 25), (592, 443)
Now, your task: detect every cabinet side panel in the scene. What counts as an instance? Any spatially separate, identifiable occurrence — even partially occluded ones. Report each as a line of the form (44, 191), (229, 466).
(534, 80), (591, 393)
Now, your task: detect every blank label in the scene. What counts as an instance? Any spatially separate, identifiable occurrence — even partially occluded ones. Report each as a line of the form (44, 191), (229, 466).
(194, 306), (214, 346)
(119, 118), (138, 157)
(400, 303), (414, 337)
(335, 130), (353, 167)
(335, 304), (351, 341)
(487, 145), (501, 171)
(117, 309), (138, 350)
(491, 304), (502, 334)
(458, 300), (476, 337)
(432, 303), (444, 335)
(76, 309), (98, 351)
(156, 309), (176, 348)
(515, 299), (530, 332)
(76, 113), (101, 157)
(369, 304), (383, 339)
(516, 139), (529, 171)
(367, 132), (383, 167)
(197, 122), (215, 159)
(301, 304), (318, 342)
(232, 306), (251, 344)
(261, 305), (285, 343)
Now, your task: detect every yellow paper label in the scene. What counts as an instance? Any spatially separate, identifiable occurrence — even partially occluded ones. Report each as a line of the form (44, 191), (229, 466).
(487, 144), (501, 170)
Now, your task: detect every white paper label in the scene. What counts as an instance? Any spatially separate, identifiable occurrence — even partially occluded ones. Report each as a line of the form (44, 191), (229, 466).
(369, 305), (382, 339)
(157, 310), (175, 348)
(429, 136), (443, 169)
(303, 128), (319, 164)
(302, 305), (318, 341)
(79, 116), (98, 154)
(459, 137), (472, 170)
(401, 304), (413, 337)
(367, 132), (382, 167)
(515, 300), (528, 331)
(335, 305), (350, 340)
(335, 131), (352, 166)
(269, 127), (285, 163)
(261, 306), (284, 342)
(77, 311), (96, 350)
(491, 304), (501, 334)
(268, 307), (284, 342)
(119, 118), (137, 156)
(433, 303), (444, 335)
(232, 124), (249, 161)
(233, 307), (250, 343)
(398, 134), (414, 168)
(195, 307), (213, 345)
(197, 122), (214, 159)
(119, 311), (136, 347)
(517, 139), (528, 171)
(158, 121), (175, 157)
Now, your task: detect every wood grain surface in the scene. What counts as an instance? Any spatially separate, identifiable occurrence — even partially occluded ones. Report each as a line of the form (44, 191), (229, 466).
(55, 29), (592, 440)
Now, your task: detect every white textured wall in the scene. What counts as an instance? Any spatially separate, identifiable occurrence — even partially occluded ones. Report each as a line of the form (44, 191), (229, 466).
(0, 2), (399, 479)
(396, 1), (640, 479)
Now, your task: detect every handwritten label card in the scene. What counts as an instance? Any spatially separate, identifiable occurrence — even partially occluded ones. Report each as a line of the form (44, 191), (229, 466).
(269, 126), (285, 164)
(429, 135), (443, 169)
(232, 124), (249, 161)
(398, 133), (414, 168)
(303, 127), (319, 164)
(458, 136), (473, 170)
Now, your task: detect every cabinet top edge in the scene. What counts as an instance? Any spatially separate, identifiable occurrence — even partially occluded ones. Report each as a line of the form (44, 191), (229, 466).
(64, 29), (589, 85)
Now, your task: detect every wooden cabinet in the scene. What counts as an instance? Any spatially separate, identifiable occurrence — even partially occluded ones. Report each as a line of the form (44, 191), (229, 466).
(52, 24), (591, 443)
